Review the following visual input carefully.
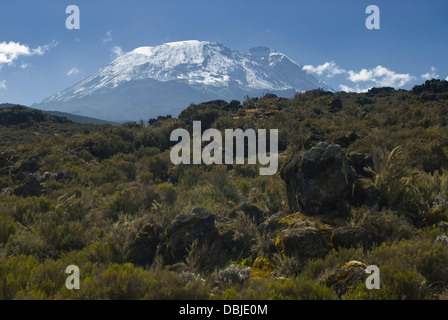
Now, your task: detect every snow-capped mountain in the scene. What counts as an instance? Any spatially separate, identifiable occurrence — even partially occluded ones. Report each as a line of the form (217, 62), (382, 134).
(34, 40), (332, 122)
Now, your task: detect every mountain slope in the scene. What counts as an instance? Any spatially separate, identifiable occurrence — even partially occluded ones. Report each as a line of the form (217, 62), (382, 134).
(33, 40), (332, 122)
(1, 103), (117, 125)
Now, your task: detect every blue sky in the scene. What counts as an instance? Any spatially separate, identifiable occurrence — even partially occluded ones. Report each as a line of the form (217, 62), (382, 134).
(1, 0), (447, 106)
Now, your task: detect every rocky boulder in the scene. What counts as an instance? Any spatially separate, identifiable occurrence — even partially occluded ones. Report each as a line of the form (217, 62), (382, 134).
(281, 142), (355, 216)
(331, 226), (377, 250)
(13, 177), (43, 197)
(325, 260), (368, 298)
(281, 142), (378, 216)
(214, 216), (246, 257)
(275, 226), (329, 259)
(258, 212), (290, 236)
(302, 134), (323, 150)
(331, 132), (358, 148)
(165, 207), (218, 263)
(0, 155), (13, 169)
(18, 158), (39, 173)
(228, 202), (266, 225)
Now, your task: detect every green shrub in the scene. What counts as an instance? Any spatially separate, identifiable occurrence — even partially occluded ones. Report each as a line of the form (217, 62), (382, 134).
(235, 179), (250, 196)
(6, 231), (54, 261)
(222, 276), (337, 300)
(0, 215), (17, 245)
(158, 182), (177, 204)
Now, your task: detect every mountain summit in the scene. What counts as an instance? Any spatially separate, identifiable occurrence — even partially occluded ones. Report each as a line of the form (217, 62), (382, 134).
(34, 40), (332, 122)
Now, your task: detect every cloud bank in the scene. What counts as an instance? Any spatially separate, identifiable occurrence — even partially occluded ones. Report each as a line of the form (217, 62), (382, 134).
(0, 40), (57, 68)
(303, 61), (417, 92)
(302, 61), (345, 78)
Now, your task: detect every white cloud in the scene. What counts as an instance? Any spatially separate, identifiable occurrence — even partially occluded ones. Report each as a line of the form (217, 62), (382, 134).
(67, 66), (80, 76)
(421, 66), (439, 80)
(0, 80), (6, 90)
(339, 84), (371, 93)
(0, 41), (32, 65)
(347, 65), (415, 87)
(103, 31), (113, 44)
(31, 43), (54, 56)
(111, 46), (124, 58)
(303, 61), (345, 78)
(304, 61), (415, 89)
(0, 40), (57, 68)
(20, 62), (29, 70)
(347, 69), (372, 82)
(446, 76), (448, 81)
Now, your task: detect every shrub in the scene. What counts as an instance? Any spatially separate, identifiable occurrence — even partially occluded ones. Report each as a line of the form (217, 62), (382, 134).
(222, 276), (337, 300)
(0, 215), (17, 245)
(6, 231), (54, 261)
(219, 264), (251, 286)
(158, 182), (177, 204)
(349, 207), (415, 243)
(372, 146), (421, 221)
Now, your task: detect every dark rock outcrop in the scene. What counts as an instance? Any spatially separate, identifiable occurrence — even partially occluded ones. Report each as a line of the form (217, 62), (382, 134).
(281, 142), (355, 216)
(302, 134), (323, 150)
(281, 142), (378, 216)
(258, 212), (290, 235)
(214, 216), (247, 258)
(331, 226), (377, 250)
(0, 155), (13, 169)
(331, 132), (358, 148)
(18, 158), (39, 173)
(228, 202), (266, 225)
(13, 177), (43, 197)
(165, 207), (218, 263)
(325, 260), (368, 298)
(275, 226), (329, 259)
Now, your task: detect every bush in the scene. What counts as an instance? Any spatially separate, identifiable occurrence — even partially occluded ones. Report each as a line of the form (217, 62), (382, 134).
(349, 207), (415, 244)
(219, 264), (251, 286)
(0, 215), (17, 245)
(222, 276), (337, 300)
(158, 182), (177, 204)
(6, 231), (54, 261)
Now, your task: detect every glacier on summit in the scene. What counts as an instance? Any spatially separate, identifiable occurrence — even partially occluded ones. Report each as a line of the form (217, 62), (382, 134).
(34, 40), (332, 122)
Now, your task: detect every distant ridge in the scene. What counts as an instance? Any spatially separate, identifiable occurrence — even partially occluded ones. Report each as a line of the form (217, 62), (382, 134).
(43, 110), (118, 125)
(0, 104), (118, 125)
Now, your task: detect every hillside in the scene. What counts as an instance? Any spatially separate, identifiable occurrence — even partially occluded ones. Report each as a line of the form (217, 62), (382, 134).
(1, 79), (448, 300)
(0, 105), (111, 147)
(1, 103), (118, 126)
